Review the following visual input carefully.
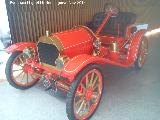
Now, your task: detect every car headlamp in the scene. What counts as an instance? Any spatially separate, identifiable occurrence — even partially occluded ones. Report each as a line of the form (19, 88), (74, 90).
(93, 39), (101, 48)
(55, 56), (69, 69)
(23, 47), (35, 58)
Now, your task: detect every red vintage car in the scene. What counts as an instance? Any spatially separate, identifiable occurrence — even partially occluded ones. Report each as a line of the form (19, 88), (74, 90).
(5, 6), (148, 120)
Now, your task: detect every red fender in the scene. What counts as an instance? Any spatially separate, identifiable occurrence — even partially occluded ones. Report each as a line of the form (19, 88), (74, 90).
(61, 54), (104, 81)
(5, 42), (36, 53)
(61, 54), (128, 82)
(126, 30), (146, 64)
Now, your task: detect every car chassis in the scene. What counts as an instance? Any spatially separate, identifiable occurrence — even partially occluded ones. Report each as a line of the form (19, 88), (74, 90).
(5, 6), (148, 120)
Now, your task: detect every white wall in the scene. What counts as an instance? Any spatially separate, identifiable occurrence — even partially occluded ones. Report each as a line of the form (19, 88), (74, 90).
(0, 0), (10, 35)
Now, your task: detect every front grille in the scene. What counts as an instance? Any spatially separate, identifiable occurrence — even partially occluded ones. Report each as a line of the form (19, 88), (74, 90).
(37, 42), (59, 66)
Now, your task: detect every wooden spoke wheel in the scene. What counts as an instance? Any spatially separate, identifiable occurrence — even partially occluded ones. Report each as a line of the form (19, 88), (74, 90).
(135, 37), (148, 69)
(5, 51), (40, 90)
(66, 64), (103, 120)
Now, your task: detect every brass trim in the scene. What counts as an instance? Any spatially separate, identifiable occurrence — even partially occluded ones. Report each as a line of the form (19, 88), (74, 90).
(55, 55), (70, 69)
(57, 55), (70, 63)
(37, 36), (63, 66)
(73, 25), (98, 40)
(110, 42), (119, 52)
(38, 36), (63, 52)
(93, 49), (100, 56)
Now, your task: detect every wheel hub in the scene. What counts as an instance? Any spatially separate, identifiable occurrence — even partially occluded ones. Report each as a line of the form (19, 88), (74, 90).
(85, 87), (93, 101)
(23, 64), (34, 74)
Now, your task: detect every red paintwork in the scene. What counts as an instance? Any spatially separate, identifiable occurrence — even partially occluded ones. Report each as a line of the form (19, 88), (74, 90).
(100, 36), (125, 48)
(26, 58), (61, 75)
(109, 51), (120, 61)
(6, 10), (147, 87)
(23, 64), (33, 73)
(5, 42), (36, 53)
(85, 87), (93, 101)
(126, 30), (146, 64)
(126, 25), (134, 38)
(61, 54), (131, 81)
(24, 53), (129, 81)
(52, 27), (94, 57)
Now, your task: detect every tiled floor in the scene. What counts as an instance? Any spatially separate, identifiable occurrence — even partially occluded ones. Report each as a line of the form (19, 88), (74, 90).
(0, 36), (160, 120)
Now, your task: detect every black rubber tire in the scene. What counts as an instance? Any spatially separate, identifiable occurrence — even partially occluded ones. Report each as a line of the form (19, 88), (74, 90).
(5, 51), (38, 90)
(66, 64), (104, 120)
(135, 37), (148, 69)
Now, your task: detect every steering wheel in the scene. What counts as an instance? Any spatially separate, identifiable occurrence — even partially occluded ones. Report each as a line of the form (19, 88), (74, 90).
(104, 3), (119, 16)
(92, 4), (119, 28)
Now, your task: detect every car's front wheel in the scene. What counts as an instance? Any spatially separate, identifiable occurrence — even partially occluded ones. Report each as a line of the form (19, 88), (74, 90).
(5, 51), (40, 90)
(66, 64), (104, 120)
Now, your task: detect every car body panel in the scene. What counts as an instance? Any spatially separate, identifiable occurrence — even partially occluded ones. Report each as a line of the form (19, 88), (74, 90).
(126, 29), (146, 64)
(62, 54), (130, 81)
(5, 42), (36, 53)
(52, 27), (94, 57)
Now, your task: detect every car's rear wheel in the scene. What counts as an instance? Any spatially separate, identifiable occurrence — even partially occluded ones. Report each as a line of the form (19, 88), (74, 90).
(66, 64), (103, 120)
(5, 51), (40, 90)
(135, 37), (148, 69)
